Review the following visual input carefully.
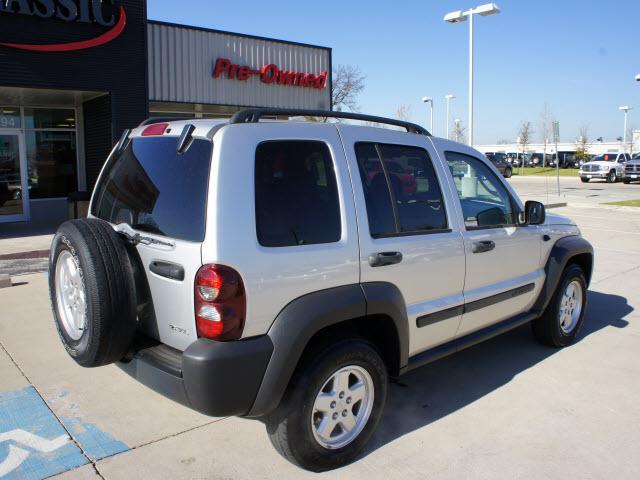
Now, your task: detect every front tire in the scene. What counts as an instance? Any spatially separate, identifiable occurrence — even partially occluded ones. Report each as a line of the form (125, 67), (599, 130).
(623, 178), (630, 184)
(266, 339), (387, 472)
(504, 167), (512, 178)
(607, 170), (617, 183)
(580, 177), (590, 183)
(532, 263), (587, 347)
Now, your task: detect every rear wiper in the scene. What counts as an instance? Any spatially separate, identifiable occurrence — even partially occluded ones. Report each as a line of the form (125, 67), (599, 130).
(119, 230), (175, 247)
(115, 224), (175, 247)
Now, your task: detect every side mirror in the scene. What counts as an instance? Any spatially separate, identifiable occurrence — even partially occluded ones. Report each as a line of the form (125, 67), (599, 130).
(524, 200), (545, 225)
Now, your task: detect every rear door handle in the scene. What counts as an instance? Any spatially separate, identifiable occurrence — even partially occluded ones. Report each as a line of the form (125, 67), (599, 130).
(149, 260), (185, 281)
(472, 240), (495, 254)
(368, 251), (403, 267)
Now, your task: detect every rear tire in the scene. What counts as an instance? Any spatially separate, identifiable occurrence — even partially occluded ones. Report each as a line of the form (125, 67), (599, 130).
(580, 177), (590, 183)
(532, 263), (587, 347)
(266, 339), (387, 472)
(49, 218), (137, 367)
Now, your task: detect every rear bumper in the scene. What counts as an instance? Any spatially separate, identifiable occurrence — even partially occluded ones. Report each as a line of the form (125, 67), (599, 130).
(118, 335), (273, 417)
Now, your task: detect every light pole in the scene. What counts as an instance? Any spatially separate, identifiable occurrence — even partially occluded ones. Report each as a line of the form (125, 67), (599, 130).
(444, 3), (501, 146)
(422, 97), (433, 133)
(619, 105), (632, 152)
(445, 94), (455, 139)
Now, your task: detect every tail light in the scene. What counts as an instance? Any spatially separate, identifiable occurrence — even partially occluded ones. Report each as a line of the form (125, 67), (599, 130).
(194, 264), (246, 341)
(141, 123), (168, 136)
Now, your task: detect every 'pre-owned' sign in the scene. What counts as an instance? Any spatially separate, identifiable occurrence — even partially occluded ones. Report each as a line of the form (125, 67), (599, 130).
(213, 57), (327, 90)
(0, 0), (126, 51)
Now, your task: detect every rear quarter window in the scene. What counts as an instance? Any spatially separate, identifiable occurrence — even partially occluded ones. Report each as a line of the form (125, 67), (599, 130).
(91, 136), (213, 242)
(255, 140), (341, 247)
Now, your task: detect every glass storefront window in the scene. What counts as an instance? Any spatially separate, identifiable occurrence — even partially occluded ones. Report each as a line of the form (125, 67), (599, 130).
(0, 106), (21, 128)
(24, 108), (76, 129)
(26, 131), (77, 198)
(0, 134), (23, 216)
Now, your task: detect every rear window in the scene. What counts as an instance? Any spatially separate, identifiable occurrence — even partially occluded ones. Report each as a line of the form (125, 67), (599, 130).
(91, 136), (213, 242)
(594, 154), (616, 162)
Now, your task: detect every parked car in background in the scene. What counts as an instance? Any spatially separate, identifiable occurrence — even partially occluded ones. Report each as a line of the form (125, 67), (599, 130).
(623, 156), (640, 184)
(508, 152), (529, 168)
(562, 153), (581, 169)
(579, 152), (629, 183)
(529, 153), (546, 167)
(548, 151), (578, 168)
(485, 152), (513, 178)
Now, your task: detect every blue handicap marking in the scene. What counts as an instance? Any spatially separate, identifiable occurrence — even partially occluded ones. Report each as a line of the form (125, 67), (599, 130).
(0, 387), (128, 479)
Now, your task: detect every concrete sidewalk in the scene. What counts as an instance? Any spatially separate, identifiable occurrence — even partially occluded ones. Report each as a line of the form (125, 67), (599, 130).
(0, 234), (52, 257)
(0, 204), (638, 479)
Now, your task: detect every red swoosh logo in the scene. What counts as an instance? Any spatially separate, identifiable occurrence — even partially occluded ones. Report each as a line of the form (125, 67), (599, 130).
(0, 6), (126, 52)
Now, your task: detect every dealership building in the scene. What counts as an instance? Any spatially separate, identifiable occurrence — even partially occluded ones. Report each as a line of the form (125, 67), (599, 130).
(0, 0), (331, 232)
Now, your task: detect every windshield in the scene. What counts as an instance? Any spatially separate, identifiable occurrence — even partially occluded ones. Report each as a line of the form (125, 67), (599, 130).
(91, 136), (213, 242)
(593, 154), (616, 162)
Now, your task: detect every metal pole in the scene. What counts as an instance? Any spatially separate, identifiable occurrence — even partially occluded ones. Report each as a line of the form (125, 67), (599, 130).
(430, 102), (434, 134)
(556, 139), (560, 196)
(446, 97), (450, 139)
(553, 121), (560, 196)
(468, 12), (474, 146)
(623, 110), (628, 151)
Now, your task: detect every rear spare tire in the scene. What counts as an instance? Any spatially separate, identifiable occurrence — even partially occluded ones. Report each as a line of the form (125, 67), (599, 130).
(49, 218), (137, 367)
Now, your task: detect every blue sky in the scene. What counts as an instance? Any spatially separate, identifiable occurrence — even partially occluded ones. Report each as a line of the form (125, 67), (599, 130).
(148, 0), (640, 144)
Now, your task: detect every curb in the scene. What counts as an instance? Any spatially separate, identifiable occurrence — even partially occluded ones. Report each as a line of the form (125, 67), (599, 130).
(0, 274), (11, 288)
(544, 202), (568, 209)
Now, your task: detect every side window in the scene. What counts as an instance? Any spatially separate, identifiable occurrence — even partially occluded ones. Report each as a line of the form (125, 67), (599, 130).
(355, 142), (448, 237)
(445, 151), (516, 229)
(255, 141), (341, 247)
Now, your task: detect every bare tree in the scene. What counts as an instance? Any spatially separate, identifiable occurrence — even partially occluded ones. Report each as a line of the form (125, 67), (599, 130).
(539, 104), (554, 167)
(332, 65), (365, 112)
(575, 125), (590, 161)
(517, 121), (533, 174)
(626, 127), (636, 153)
(395, 104), (412, 122)
(453, 119), (466, 143)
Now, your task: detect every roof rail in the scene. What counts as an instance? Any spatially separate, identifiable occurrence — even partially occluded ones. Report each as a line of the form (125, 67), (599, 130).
(229, 108), (431, 136)
(138, 116), (194, 127)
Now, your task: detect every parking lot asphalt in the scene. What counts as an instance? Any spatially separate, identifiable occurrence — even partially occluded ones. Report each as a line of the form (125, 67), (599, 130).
(0, 178), (639, 479)
(509, 174), (640, 206)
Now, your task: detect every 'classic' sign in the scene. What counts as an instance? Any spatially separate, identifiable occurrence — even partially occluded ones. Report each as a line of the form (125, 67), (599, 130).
(0, 0), (126, 51)
(213, 57), (327, 90)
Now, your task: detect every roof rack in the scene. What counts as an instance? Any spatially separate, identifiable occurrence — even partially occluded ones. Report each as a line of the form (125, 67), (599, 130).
(229, 108), (431, 136)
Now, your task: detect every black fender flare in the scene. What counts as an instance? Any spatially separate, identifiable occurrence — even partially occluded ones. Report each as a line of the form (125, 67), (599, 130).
(247, 282), (409, 417)
(533, 235), (594, 314)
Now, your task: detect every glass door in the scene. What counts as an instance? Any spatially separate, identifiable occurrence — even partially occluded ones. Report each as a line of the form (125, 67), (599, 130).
(0, 130), (29, 222)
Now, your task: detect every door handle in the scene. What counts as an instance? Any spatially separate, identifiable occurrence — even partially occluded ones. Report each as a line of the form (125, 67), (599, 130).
(149, 260), (185, 281)
(472, 240), (495, 254)
(368, 251), (403, 267)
